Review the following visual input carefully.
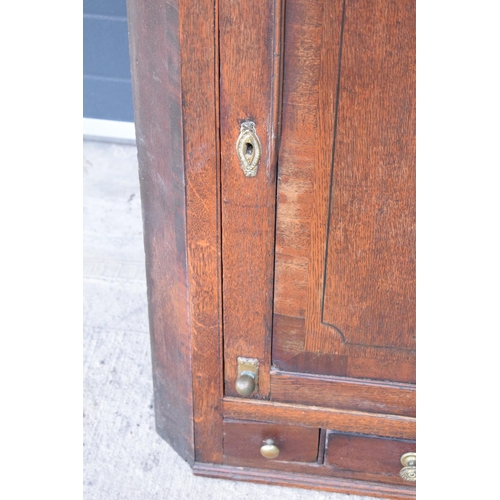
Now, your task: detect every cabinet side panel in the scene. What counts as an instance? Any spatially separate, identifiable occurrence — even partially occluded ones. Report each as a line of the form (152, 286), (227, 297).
(127, 0), (194, 464)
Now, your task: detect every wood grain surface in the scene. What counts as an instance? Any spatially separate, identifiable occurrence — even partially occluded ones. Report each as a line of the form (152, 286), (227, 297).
(178, 0), (223, 463)
(222, 424), (415, 489)
(273, 0), (416, 380)
(194, 462), (416, 499)
(325, 432), (416, 487)
(270, 370), (416, 417)
(127, 0), (194, 464)
(219, 0), (284, 398)
(223, 420), (320, 464)
(128, 0), (225, 465)
(320, 0), (416, 351)
(129, 0), (417, 492)
(223, 398), (415, 440)
(273, 314), (416, 382)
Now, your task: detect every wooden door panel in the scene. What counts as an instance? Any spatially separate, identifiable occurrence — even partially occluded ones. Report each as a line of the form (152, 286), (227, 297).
(321, 0), (416, 351)
(273, 0), (415, 379)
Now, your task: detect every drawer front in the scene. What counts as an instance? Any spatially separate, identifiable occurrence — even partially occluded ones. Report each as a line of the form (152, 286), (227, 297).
(223, 420), (320, 465)
(325, 432), (416, 486)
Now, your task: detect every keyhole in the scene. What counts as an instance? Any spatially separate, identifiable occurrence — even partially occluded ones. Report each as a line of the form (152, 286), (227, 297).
(244, 142), (253, 157)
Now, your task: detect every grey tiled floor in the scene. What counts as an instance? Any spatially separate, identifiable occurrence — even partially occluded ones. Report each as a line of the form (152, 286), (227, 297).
(83, 140), (382, 500)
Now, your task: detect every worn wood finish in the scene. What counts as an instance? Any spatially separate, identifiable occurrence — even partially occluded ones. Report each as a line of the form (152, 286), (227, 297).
(325, 432), (416, 487)
(127, 0), (194, 464)
(223, 420), (319, 464)
(320, 0), (416, 352)
(178, 0), (223, 463)
(220, 444), (410, 484)
(271, 370), (416, 417)
(219, 0), (283, 399)
(194, 463), (416, 499)
(223, 424), (413, 484)
(273, 0), (340, 321)
(273, 0), (416, 376)
(223, 398), (415, 440)
(128, 0), (223, 465)
(273, 315), (416, 383)
(221, 446), (405, 483)
(129, 0), (417, 494)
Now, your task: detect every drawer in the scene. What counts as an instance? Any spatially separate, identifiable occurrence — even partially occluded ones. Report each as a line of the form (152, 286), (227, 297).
(325, 432), (416, 486)
(223, 420), (320, 465)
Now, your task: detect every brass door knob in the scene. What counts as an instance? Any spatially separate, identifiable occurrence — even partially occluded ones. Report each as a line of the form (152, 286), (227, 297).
(235, 373), (255, 397)
(399, 452), (416, 481)
(260, 439), (280, 459)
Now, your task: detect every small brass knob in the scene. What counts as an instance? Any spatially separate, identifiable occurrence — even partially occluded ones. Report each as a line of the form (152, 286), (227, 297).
(399, 452), (416, 481)
(235, 373), (255, 397)
(260, 439), (280, 459)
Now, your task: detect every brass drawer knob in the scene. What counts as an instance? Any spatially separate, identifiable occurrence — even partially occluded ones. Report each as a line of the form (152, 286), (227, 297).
(235, 373), (255, 397)
(260, 439), (280, 459)
(399, 452), (416, 481)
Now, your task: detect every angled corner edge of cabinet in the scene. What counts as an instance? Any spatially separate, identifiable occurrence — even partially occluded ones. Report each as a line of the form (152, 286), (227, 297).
(126, 0), (223, 466)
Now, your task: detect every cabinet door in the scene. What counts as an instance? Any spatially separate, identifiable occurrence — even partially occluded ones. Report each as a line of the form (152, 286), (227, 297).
(220, 0), (415, 403)
(272, 0), (415, 390)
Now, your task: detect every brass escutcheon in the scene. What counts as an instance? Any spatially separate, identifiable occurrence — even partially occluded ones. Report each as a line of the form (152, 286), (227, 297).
(236, 121), (262, 177)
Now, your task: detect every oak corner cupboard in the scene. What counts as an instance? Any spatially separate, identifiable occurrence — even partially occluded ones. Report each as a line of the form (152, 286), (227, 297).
(127, 0), (416, 498)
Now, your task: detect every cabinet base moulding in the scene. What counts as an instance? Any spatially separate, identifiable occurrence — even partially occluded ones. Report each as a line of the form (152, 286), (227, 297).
(193, 463), (416, 500)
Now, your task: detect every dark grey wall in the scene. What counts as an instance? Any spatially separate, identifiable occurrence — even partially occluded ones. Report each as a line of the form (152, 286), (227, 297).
(83, 0), (134, 122)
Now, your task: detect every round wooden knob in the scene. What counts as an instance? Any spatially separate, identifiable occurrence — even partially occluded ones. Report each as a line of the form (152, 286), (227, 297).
(399, 452), (416, 481)
(260, 439), (280, 459)
(235, 373), (255, 397)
